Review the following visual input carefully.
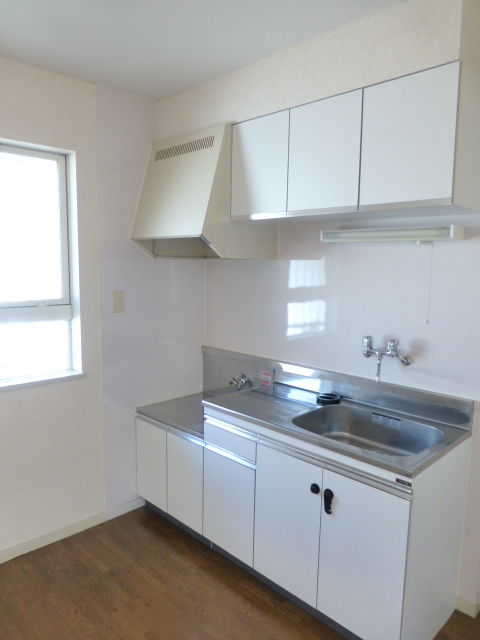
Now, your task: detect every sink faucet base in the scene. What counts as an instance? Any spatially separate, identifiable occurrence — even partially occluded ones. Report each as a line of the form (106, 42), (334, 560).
(363, 336), (412, 383)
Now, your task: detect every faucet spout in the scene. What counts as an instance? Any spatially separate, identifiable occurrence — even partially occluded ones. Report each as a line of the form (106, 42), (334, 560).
(375, 354), (383, 383)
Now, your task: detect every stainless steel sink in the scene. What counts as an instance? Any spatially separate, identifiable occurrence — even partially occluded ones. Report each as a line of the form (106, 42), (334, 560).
(291, 404), (444, 457)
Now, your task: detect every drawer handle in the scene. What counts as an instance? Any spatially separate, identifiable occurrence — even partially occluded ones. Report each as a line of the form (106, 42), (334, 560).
(310, 483), (320, 495)
(324, 488), (334, 514)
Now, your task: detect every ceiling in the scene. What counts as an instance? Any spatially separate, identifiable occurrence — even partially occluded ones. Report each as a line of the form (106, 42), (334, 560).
(0, 0), (406, 101)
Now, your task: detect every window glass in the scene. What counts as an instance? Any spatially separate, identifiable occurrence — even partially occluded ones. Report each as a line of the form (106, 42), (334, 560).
(0, 144), (76, 385)
(0, 151), (63, 303)
(0, 321), (69, 381)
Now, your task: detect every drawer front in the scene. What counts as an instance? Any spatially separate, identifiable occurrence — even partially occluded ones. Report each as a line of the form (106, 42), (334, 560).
(204, 419), (256, 462)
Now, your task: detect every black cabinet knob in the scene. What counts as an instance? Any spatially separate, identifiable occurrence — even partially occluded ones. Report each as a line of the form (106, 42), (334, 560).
(324, 488), (334, 514)
(310, 483), (320, 494)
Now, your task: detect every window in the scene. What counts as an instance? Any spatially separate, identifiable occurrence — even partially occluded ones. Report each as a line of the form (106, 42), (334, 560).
(0, 143), (78, 384)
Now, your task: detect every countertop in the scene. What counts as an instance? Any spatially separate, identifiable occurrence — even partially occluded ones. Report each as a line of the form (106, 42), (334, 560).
(137, 384), (471, 477)
(202, 386), (471, 478)
(136, 387), (236, 438)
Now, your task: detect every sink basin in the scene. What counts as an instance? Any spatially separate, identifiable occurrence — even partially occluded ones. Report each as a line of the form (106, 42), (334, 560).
(291, 404), (444, 457)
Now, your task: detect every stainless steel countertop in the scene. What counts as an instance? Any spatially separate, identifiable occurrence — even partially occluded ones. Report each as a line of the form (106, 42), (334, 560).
(137, 380), (471, 477)
(202, 386), (471, 478)
(136, 387), (235, 437)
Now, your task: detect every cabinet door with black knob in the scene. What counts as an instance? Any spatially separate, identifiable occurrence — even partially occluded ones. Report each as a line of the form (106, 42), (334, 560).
(317, 469), (410, 640)
(253, 444), (323, 607)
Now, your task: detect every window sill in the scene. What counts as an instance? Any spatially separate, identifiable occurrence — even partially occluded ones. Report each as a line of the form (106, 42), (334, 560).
(0, 370), (85, 392)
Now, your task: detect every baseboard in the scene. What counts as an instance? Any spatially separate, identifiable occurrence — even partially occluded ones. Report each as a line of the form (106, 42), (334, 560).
(0, 497), (145, 565)
(456, 596), (480, 618)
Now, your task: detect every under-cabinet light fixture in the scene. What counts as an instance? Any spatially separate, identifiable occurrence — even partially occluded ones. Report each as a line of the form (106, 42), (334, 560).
(320, 225), (464, 244)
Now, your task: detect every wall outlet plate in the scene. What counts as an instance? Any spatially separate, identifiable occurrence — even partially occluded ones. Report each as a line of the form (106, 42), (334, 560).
(113, 290), (125, 313)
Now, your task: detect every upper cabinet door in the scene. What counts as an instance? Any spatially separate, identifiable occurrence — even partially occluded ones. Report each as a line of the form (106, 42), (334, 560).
(231, 110), (289, 219)
(360, 62), (460, 208)
(288, 90), (362, 214)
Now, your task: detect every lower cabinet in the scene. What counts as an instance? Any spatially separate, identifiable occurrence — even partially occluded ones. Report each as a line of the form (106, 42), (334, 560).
(203, 446), (255, 566)
(254, 443), (323, 607)
(136, 417), (167, 511)
(254, 444), (411, 640)
(137, 416), (410, 640)
(318, 469), (410, 640)
(167, 429), (204, 535)
(137, 409), (468, 640)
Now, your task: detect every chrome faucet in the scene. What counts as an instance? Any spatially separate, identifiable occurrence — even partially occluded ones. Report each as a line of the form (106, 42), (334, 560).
(229, 374), (253, 391)
(363, 336), (412, 383)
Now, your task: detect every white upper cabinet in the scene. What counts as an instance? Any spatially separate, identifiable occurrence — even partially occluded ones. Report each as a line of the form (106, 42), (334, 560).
(288, 90), (362, 214)
(360, 62), (460, 208)
(231, 110), (289, 219)
(230, 61), (480, 223)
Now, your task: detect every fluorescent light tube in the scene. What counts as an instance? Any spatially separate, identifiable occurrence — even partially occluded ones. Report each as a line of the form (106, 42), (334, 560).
(250, 212), (286, 220)
(320, 225), (464, 243)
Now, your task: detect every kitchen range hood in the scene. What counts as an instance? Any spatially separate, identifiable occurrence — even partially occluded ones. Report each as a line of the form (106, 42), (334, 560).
(131, 124), (277, 259)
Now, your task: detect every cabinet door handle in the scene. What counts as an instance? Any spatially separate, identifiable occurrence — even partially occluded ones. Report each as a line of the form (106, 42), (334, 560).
(310, 483), (320, 494)
(324, 488), (334, 514)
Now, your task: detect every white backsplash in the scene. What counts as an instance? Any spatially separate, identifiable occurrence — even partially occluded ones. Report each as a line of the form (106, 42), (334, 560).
(206, 221), (480, 401)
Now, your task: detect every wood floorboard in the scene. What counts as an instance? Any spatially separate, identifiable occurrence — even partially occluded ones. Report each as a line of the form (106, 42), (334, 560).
(0, 507), (478, 640)
(0, 596), (28, 640)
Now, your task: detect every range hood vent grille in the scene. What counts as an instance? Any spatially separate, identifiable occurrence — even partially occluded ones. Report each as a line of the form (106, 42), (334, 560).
(154, 135), (215, 161)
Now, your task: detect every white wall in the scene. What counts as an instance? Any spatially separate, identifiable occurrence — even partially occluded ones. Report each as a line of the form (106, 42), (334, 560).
(206, 225), (480, 397)
(0, 57), (105, 551)
(156, 0), (480, 612)
(460, 0), (480, 75)
(96, 86), (204, 511)
(157, 0), (462, 139)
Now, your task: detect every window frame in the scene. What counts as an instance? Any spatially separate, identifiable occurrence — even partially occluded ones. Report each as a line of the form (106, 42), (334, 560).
(0, 143), (72, 325)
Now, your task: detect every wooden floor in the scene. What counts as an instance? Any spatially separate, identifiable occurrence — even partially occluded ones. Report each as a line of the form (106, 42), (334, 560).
(0, 507), (478, 640)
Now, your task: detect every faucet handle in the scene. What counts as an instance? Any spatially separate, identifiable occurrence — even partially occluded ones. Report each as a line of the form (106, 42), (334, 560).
(387, 339), (399, 353)
(363, 336), (373, 349)
(229, 377), (239, 387)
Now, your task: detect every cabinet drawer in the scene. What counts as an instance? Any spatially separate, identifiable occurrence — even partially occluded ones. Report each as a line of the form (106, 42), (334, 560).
(204, 419), (256, 462)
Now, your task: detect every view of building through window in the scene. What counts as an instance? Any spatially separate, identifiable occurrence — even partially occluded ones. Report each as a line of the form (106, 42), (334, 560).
(0, 145), (74, 381)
